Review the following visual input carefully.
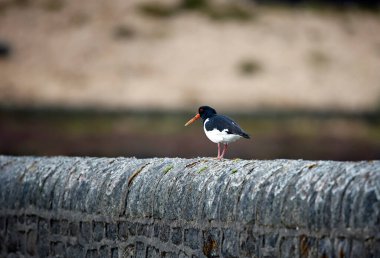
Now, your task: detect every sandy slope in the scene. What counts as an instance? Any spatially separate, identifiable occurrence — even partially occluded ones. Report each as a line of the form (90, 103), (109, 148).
(0, 0), (380, 111)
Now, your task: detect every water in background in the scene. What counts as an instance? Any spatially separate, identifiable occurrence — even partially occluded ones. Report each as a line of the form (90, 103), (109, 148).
(1, 107), (379, 160)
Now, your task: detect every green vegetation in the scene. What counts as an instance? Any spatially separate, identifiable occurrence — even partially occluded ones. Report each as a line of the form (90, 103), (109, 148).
(231, 168), (238, 174)
(197, 166), (208, 174)
(70, 13), (89, 27)
(137, 0), (255, 22)
(41, 0), (65, 12)
(137, 2), (177, 18)
(203, 4), (253, 21)
(180, 0), (207, 10)
(238, 59), (263, 76)
(163, 165), (174, 174)
(308, 49), (330, 68)
(113, 25), (136, 40)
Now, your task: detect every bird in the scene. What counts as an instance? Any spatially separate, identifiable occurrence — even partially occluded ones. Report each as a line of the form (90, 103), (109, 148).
(185, 106), (250, 159)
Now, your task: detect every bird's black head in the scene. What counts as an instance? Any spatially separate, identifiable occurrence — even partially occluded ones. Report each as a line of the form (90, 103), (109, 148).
(198, 106), (217, 120)
(184, 106), (217, 127)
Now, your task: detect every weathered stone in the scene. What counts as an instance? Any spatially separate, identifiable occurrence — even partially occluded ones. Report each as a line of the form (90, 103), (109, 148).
(26, 230), (37, 255)
(135, 241), (146, 257)
(184, 228), (200, 250)
(279, 236), (296, 258)
(221, 229), (238, 257)
(178, 251), (190, 258)
(154, 224), (160, 238)
(0, 216), (5, 232)
(17, 230), (26, 254)
(18, 215), (25, 225)
(146, 245), (159, 258)
(37, 218), (49, 257)
(136, 223), (150, 237)
(51, 241), (65, 256)
(50, 219), (60, 235)
(106, 223), (118, 240)
(66, 244), (84, 257)
(80, 221), (92, 242)
(172, 227), (183, 245)
(118, 221), (127, 240)
(86, 249), (99, 258)
(60, 219), (69, 236)
(318, 237), (333, 257)
(127, 221), (137, 236)
(123, 244), (135, 257)
(162, 251), (179, 258)
(26, 215), (37, 226)
(93, 221), (104, 242)
(160, 225), (171, 242)
(239, 228), (257, 257)
(0, 156), (379, 258)
(99, 245), (109, 257)
(333, 238), (351, 258)
(69, 222), (79, 236)
(111, 247), (118, 258)
(5, 229), (18, 253)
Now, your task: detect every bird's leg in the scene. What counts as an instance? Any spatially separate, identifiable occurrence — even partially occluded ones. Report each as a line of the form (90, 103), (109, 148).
(217, 143), (221, 159)
(220, 144), (228, 159)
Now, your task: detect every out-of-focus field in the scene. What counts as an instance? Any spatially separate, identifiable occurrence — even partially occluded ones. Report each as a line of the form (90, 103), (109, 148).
(1, 108), (379, 160)
(0, 1), (380, 111)
(1, 0), (380, 160)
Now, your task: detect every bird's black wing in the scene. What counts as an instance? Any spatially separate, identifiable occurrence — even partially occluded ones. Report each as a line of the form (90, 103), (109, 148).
(205, 115), (250, 139)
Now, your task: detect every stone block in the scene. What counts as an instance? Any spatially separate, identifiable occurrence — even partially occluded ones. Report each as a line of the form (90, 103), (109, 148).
(127, 221), (136, 236)
(147, 245), (159, 258)
(50, 219), (60, 235)
(279, 236), (296, 258)
(26, 230), (37, 255)
(86, 249), (99, 258)
(0, 157), (379, 258)
(80, 221), (92, 242)
(221, 229), (238, 257)
(118, 221), (127, 240)
(69, 222), (79, 236)
(106, 223), (118, 241)
(159, 225), (170, 242)
(66, 244), (84, 257)
(318, 237), (333, 257)
(135, 241), (146, 257)
(184, 228), (200, 250)
(60, 219), (69, 236)
(99, 245), (109, 257)
(172, 227), (183, 245)
(93, 221), (104, 242)
(51, 241), (65, 256)
(162, 251), (179, 258)
(111, 247), (118, 258)
(136, 223), (150, 237)
(239, 229), (257, 257)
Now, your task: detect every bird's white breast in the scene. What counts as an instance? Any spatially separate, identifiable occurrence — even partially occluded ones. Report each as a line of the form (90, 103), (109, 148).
(203, 118), (242, 144)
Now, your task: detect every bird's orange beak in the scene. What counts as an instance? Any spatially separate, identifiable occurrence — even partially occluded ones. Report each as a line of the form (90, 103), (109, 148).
(184, 113), (200, 126)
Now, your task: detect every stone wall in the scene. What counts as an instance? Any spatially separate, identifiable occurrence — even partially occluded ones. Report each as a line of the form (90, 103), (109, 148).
(0, 156), (379, 257)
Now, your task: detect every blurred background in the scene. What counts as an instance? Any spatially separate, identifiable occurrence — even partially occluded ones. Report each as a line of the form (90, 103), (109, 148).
(1, 0), (380, 160)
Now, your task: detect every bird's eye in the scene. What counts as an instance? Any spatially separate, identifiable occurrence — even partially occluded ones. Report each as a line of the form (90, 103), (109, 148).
(199, 108), (203, 112)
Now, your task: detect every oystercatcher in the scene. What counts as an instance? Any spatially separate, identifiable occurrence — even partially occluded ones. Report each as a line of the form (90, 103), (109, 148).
(185, 106), (250, 159)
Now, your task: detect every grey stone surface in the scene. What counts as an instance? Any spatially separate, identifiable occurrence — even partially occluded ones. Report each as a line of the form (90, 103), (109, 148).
(0, 156), (379, 257)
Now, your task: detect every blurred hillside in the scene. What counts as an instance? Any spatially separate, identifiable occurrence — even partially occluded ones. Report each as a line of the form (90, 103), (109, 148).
(1, 0), (380, 160)
(0, 0), (380, 111)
